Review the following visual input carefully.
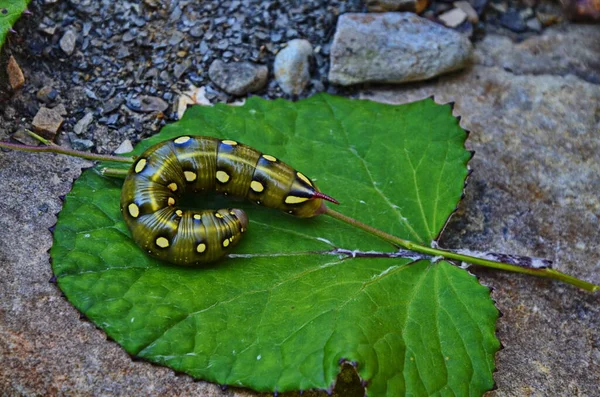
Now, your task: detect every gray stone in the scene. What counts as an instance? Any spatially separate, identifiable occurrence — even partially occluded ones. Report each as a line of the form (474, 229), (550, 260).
(32, 107), (64, 139)
(127, 95), (169, 113)
(525, 17), (543, 32)
(208, 60), (268, 96)
(68, 133), (94, 151)
(274, 39), (313, 96)
(36, 86), (59, 103)
(328, 13), (473, 86)
(59, 30), (78, 55)
(73, 112), (94, 135)
(173, 59), (192, 80)
(113, 139), (133, 154)
(53, 103), (68, 117)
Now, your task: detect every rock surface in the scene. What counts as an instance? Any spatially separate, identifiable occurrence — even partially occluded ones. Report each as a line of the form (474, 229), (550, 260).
(328, 13), (472, 86)
(274, 39), (313, 96)
(208, 60), (268, 96)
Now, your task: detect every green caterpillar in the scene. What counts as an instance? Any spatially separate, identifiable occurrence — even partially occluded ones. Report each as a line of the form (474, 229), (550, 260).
(120, 136), (338, 265)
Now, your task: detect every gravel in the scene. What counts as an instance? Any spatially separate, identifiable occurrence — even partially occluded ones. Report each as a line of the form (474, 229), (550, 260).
(0, 0), (365, 152)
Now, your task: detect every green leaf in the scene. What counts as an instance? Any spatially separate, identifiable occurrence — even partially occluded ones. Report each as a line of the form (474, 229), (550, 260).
(51, 94), (499, 396)
(0, 0), (29, 49)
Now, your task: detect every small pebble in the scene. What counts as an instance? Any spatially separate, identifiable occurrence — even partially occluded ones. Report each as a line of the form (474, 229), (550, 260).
(113, 139), (134, 154)
(274, 39), (313, 96)
(7, 56), (25, 91)
(59, 30), (78, 55)
(36, 86), (59, 103)
(526, 17), (543, 32)
(73, 112), (94, 135)
(68, 133), (94, 151)
(454, 1), (480, 23)
(438, 8), (468, 27)
(32, 107), (64, 139)
(53, 104), (68, 116)
(173, 59), (192, 79)
(127, 95), (169, 113)
(500, 10), (528, 33)
(208, 60), (268, 96)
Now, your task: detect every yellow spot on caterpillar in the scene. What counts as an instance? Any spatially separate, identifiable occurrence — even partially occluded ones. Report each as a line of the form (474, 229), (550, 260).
(184, 171), (197, 182)
(193, 214), (202, 220)
(297, 172), (313, 186)
(168, 197), (175, 206)
(250, 180), (264, 193)
(222, 139), (238, 146)
(134, 159), (147, 173)
(176, 209), (183, 217)
(285, 196), (310, 204)
(167, 182), (178, 192)
(262, 154), (277, 162)
(174, 136), (191, 144)
(222, 239), (230, 248)
(215, 213), (224, 219)
(197, 243), (206, 253)
(216, 170), (230, 183)
(156, 237), (169, 248)
(128, 203), (140, 218)
(241, 227), (245, 233)
(230, 236), (234, 242)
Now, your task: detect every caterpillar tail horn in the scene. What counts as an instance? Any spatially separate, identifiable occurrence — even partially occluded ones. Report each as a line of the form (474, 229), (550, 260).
(313, 191), (339, 205)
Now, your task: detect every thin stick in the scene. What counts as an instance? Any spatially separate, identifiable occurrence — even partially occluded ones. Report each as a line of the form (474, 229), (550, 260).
(26, 130), (57, 146)
(0, 140), (134, 164)
(324, 207), (599, 292)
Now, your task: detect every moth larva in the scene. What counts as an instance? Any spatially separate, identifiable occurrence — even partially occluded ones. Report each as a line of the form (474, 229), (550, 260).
(120, 136), (338, 265)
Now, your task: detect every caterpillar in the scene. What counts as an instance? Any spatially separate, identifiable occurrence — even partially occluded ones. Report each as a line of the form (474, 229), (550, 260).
(120, 136), (339, 265)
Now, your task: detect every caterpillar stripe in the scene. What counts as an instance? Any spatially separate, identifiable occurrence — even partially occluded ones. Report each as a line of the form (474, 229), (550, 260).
(120, 136), (338, 265)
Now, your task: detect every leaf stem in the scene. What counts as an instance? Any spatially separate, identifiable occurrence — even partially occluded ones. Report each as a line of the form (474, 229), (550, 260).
(101, 167), (129, 178)
(0, 140), (134, 164)
(323, 207), (599, 292)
